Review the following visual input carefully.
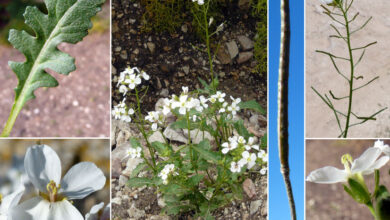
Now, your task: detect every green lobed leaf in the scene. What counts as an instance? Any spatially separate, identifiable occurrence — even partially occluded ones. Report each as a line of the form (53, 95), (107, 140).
(130, 137), (141, 148)
(192, 140), (221, 163)
(151, 141), (168, 155)
(127, 177), (154, 187)
(130, 163), (147, 178)
(187, 174), (204, 187)
(8, 0), (104, 107)
(238, 100), (265, 115)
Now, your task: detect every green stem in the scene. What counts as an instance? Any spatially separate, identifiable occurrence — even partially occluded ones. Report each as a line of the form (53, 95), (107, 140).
(1, 100), (24, 137)
(202, 2), (216, 92)
(340, 2), (354, 138)
(186, 111), (198, 173)
(367, 202), (377, 219)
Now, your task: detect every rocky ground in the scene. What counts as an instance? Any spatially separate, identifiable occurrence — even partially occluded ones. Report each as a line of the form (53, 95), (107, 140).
(306, 1), (390, 138)
(111, 1), (267, 219)
(306, 140), (390, 220)
(111, 0), (266, 112)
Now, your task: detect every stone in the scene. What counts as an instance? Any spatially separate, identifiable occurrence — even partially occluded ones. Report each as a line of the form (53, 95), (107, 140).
(237, 35), (254, 50)
(160, 88), (169, 97)
(181, 24), (188, 33)
(237, 52), (254, 64)
(183, 129), (215, 145)
(128, 204), (146, 218)
(148, 131), (165, 144)
(150, 216), (170, 220)
(226, 41), (239, 59)
(238, 0), (251, 10)
(155, 98), (166, 112)
(243, 178), (256, 198)
(118, 175), (128, 187)
(111, 142), (132, 178)
(250, 200), (262, 216)
(147, 42), (156, 54)
(111, 197), (122, 205)
(163, 126), (187, 143)
(120, 50), (128, 60)
(122, 158), (144, 177)
(157, 193), (166, 208)
(217, 45), (231, 64)
(183, 66), (190, 74)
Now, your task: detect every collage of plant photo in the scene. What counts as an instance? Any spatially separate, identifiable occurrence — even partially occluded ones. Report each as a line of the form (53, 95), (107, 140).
(1, 0), (388, 219)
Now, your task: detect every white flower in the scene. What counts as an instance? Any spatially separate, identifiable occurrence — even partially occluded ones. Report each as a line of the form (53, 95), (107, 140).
(260, 168), (267, 175)
(192, 0), (204, 5)
(112, 107), (122, 120)
(158, 164), (176, 185)
(128, 108), (135, 115)
(239, 151), (257, 169)
(306, 147), (389, 184)
(12, 145), (106, 220)
(258, 150), (267, 162)
(221, 141), (237, 154)
(237, 136), (246, 145)
(216, 23), (224, 33)
(121, 115), (131, 123)
(230, 162), (242, 173)
(182, 86), (189, 94)
(215, 91), (226, 102)
(126, 74), (142, 90)
(145, 111), (162, 130)
(141, 71), (150, 80)
(199, 96), (208, 108)
(208, 17), (214, 26)
(0, 187), (25, 219)
(119, 85), (128, 94)
(227, 103), (240, 116)
(230, 96), (241, 105)
(85, 202), (110, 220)
(209, 96), (217, 103)
(374, 139), (390, 156)
(126, 147), (142, 159)
(192, 115), (197, 122)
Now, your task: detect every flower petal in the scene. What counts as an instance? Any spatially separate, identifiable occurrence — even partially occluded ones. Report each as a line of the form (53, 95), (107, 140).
(0, 187), (24, 214)
(48, 200), (84, 220)
(85, 202), (104, 220)
(363, 156), (390, 175)
(352, 147), (382, 173)
(24, 145), (62, 192)
(306, 166), (347, 184)
(60, 162), (106, 200)
(10, 197), (50, 220)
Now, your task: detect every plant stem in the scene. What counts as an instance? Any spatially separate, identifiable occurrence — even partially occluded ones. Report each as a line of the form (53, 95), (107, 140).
(340, 2), (354, 138)
(278, 0), (296, 219)
(1, 101), (23, 137)
(186, 111), (197, 173)
(203, 2), (216, 92)
(367, 202), (377, 219)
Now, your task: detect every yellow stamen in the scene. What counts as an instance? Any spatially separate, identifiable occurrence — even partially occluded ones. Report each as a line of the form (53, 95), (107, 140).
(341, 154), (353, 173)
(46, 180), (60, 203)
(0, 193), (3, 204)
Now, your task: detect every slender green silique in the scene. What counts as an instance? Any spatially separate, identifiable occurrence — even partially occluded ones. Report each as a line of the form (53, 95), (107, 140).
(1, 0), (105, 137)
(312, 0), (386, 138)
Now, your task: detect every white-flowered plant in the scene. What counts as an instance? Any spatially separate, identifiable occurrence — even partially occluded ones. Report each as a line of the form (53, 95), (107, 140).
(112, 98), (135, 123)
(1, 144), (108, 220)
(117, 67), (150, 94)
(113, 68), (267, 217)
(307, 140), (390, 219)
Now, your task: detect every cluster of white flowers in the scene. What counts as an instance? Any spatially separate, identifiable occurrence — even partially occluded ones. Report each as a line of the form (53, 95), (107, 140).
(222, 136), (267, 174)
(158, 164), (178, 185)
(145, 111), (164, 131)
(117, 67), (150, 94)
(0, 144), (107, 220)
(307, 140), (390, 184)
(112, 98), (135, 123)
(125, 147), (142, 159)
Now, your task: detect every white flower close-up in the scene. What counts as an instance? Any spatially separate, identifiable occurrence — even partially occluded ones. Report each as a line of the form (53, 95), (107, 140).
(11, 145), (106, 220)
(306, 146), (389, 184)
(0, 187), (25, 220)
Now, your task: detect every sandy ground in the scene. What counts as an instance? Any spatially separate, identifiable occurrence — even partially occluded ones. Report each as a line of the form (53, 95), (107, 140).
(0, 32), (110, 137)
(306, 1), (390, 138)
(306, 139), (390, 220)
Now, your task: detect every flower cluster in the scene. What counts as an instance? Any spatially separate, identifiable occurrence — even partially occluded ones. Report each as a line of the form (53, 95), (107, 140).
(223, 136), (267, 174)
(158, 164), (178, 185)
(117, 67), (150, 94)
(112, 98), (134, 123)
(0, 144), (107, 220)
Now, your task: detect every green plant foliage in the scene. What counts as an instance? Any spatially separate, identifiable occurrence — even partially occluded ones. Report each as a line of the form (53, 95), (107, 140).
(252, 0), (267, 76)
(140, 0), (186, 33)
(1, 0), (105, 137)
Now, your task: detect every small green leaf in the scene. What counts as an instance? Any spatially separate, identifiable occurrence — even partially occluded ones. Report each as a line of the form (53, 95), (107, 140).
(170, 118), (188, 129)
(151, 141), (168, 155)
(347, 178), (371, 204)
(260, 133), (267, 149)
(187, 174), (204, 187)
(233, 120), (251, 139)
(130, 163), (147, 178)
(238, 100), (265, 114)
(127, 177), (154, 187)
(192, 140), (220, 163)
(130, 137), (141, 148)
